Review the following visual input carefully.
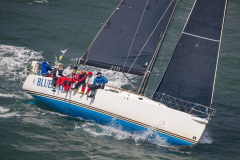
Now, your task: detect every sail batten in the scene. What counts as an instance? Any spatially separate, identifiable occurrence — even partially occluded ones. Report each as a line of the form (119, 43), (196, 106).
(153, 0), (227, 107)
(78, 0), (179, 76)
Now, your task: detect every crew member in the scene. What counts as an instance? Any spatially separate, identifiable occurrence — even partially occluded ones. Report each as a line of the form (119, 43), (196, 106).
(51, 66), (58, 87)
(72, 70), (87, 91)
(51, 63), (64, 87)
(57, 64), (73, 89)
(65, 66), (79, 92)
(41, 60), (52, 77)
(87, 72), (108, 97)
(78, 72), (93, 94)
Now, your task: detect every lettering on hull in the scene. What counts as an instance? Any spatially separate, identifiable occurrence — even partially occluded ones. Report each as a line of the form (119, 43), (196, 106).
(37, 78), (51, 88)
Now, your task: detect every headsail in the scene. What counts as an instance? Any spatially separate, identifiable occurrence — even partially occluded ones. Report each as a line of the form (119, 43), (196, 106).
(153, 0), (228, 107)
(78, 0), (179, 76)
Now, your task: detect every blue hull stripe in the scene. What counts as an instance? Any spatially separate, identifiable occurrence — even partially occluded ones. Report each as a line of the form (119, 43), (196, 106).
(25, 90), (195, 145)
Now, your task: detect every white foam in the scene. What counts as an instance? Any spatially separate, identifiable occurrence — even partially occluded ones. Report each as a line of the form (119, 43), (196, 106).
(0, 91), (34, 99)
(199, 130), (213, 144)
(22, 92), (34, 99)
(0, 44), (43, 82)
(0, 112), (20, 118)
(33, 0), (49, 4)
(75, 120), (170, 147)
(0, 106), (9, 113)
(0, 93), (22, 99)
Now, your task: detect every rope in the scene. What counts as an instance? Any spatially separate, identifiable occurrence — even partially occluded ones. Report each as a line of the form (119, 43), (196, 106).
(121, 0), (150, 72)
(60, 0), (102, 61)
(126, 0), (174, 74)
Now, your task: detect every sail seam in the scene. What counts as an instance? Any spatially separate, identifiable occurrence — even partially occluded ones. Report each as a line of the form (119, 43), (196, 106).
(182, 32), (220, 42)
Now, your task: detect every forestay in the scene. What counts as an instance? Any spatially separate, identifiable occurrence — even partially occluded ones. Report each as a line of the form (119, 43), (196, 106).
(78, 0), (179, 75)
(153, 0), (228, 107)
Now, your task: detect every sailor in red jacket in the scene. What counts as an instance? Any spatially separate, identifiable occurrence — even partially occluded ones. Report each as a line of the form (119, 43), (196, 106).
(72, 70), (87, 91)
(78, 72), (93, 94)
(63, 66), (79, 92)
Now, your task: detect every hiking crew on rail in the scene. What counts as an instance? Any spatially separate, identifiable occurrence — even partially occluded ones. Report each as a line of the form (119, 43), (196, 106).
(86, 72), (108, 98)
(40, 61), (108, 97)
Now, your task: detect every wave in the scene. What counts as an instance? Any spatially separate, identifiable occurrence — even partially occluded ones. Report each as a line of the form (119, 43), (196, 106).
(74, 120), (176, 148)
(0, 106), (10, 113)
(0, 44), (43, 82)
(0, 105), (20, 119)
(33, 0), (49, 4)
(0, 112), (20, 118)
(0, 93), (22, 99)
(199, 129), (213, 144)
(0, 92), (33, 99)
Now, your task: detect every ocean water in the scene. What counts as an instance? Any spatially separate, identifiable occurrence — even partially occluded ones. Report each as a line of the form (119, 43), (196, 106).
(0, 0), (239, 159)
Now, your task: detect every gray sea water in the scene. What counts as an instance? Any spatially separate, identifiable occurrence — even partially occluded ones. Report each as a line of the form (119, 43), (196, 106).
(0, 0), (239, 159)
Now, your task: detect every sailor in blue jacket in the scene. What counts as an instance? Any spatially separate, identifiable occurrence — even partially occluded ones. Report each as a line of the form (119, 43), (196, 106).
(41, 60), (52, 77)
(87, 72), (108, 97)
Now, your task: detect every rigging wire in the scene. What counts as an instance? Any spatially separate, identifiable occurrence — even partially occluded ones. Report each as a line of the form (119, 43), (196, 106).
(121, 0), (150, 72)
(59, 0), (102, 61)
(79, 0), (123, 63)
(126, 0), (175, 74)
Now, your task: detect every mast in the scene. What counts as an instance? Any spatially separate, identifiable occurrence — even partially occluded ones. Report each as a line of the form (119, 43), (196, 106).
(137, 0), (179, 95)
(152, 0), (228, 107)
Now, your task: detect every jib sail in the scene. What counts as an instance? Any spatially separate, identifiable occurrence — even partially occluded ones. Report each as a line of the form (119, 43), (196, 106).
(153, 0), (228, 107)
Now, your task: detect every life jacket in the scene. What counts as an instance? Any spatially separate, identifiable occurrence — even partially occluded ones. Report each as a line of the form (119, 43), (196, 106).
(73, 71), (79, 79)
(58, 69), (64, 77)
(77, 74), (87, 83)
(52, 69), (57, 78)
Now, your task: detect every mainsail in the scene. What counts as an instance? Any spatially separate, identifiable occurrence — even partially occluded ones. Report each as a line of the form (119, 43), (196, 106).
(153, 0), (228, 107)
(78, 0), (179, 75)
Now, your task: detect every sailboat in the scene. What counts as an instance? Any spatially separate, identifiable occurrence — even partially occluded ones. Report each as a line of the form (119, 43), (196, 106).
(23, 0), (228, 145)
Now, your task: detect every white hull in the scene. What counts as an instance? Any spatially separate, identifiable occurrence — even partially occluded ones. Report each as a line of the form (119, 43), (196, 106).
(23, 74), (208, 145)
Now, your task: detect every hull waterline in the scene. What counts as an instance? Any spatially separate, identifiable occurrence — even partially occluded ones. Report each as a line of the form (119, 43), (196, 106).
(23, 74), (209, 145)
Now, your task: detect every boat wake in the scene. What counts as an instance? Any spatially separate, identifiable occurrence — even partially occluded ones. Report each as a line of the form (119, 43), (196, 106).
(199, 129), (213, 144)
(74, 120), (175, 148)
(0, 106), (20, 118)
(0, 44), (42, 116)
(0, 44), (43, 82)
(0, 92), (32, 99)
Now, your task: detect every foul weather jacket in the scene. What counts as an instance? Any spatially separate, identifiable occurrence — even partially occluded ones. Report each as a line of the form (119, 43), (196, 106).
(93, 76), (108, 85)
(56, 69), (64, 78)
(62, 67), (73, 78)
(77, 74), (87, 83)
(41, 61), (52, 75)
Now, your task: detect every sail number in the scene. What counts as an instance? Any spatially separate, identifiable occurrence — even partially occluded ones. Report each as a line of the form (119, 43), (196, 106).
(110, 65), (122, 71)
